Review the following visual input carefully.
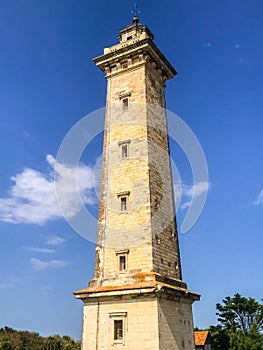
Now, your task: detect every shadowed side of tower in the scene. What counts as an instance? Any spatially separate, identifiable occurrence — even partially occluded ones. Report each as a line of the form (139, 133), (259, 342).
(74, 18), (200, 350)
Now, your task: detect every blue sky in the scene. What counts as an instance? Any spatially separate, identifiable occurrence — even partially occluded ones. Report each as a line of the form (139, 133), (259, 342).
(1, 0), (263, 340)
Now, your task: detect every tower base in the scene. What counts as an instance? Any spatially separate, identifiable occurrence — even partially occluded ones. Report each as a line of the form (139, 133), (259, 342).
(75, 279), (199, 350)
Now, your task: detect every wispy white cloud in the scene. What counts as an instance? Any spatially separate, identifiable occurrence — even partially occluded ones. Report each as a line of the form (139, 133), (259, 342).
(253, 189), (263, 206)
(0, 276), (20, 289)
(0, 155), (96, 225)
(173, 183), (183, 207)
(23, 246), (56, 254)
(31, 258), (69, 271)
(184, 181), (210, 197)
(0, 282), (14, 289)
(40, 286), (53, 295)
(235, 44), (240, 49)
(46, 235), (66, 246)
(174, 181), (211, 210)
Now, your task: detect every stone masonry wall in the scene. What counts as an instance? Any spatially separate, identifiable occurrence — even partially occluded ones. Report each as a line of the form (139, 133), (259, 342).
(158, 297), (196, 350)
(82, 293), (159, 350)
(145, 64), (182, 280)
(93, 54), (182, 284)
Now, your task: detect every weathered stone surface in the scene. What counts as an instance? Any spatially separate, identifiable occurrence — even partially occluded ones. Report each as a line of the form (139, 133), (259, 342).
(76, 19), (199, 350)
(78, 287), (197, 350)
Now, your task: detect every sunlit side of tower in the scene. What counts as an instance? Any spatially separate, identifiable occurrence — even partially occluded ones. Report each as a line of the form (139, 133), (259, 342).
(75, 17), (200, 350)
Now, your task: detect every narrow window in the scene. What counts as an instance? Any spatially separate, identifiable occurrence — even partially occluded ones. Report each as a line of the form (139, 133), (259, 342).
(115, 249), (129, 275)
(119, 255), (126, 272)
(126, 35), (133, 40)
(122, 98), (129, 111)
(121, 144), (128, 159)
(118, 140), (130, 160)
(114, 320), (123, 341)
(119, 92), (131, 111)
(120, 197), (127, 211)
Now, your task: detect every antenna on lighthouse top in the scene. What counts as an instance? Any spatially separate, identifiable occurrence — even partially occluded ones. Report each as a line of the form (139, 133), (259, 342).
(131, 3), (141, 24)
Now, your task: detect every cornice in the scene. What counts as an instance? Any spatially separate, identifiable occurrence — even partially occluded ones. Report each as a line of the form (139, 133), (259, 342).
(93, 38), (177, 81)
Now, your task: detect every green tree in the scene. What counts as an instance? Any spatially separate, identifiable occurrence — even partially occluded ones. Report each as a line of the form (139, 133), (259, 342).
(211, 293), (263, 350)
(209, 325), (230, 350)
(62, 335), (80, 350)
(0, 327), (80, 350)
(0, 340), (13, 350)
(216, 293), (263, 334)
(229, 325), (263, 350)
(45, 335), (62, 350)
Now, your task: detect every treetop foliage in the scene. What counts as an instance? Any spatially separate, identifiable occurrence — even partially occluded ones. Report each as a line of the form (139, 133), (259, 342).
(216, 293), (263, 333)
(208, 293), (263, 350)
(0, 327), (80, 350)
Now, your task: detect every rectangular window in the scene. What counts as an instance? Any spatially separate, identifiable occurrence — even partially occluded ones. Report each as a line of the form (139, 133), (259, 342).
(118, 140), (130, 160)
(120, 197), (127, 211)
(119, 255), (126, 272)
(115, 249), (129, 275)
(121, 144), (128, 159)
(114, 320), (123, 341)
(122, 98), (129, 111)
(119, 92), (131, 112)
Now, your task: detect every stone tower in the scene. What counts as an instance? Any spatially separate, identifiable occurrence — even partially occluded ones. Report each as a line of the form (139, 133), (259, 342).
(74, 17), (200, 350)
